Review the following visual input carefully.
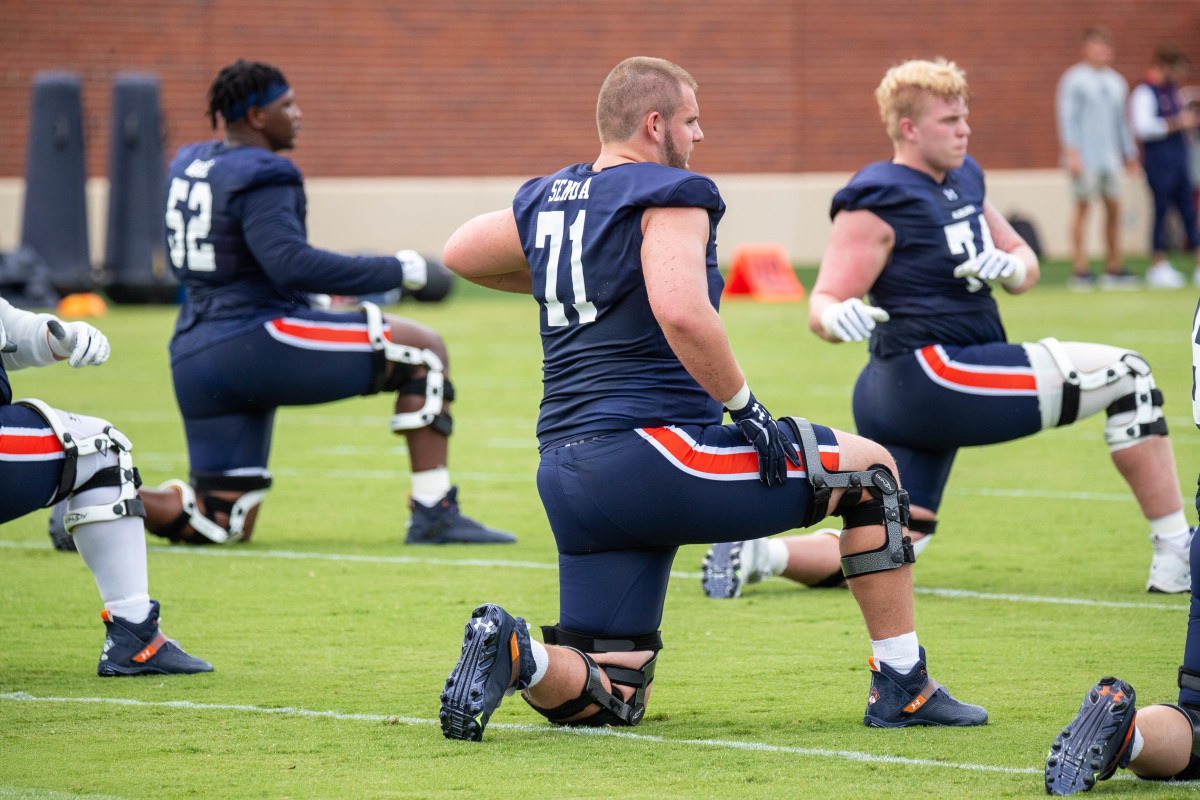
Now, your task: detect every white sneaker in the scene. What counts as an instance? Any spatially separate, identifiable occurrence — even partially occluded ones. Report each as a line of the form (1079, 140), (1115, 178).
(1146, 261), (1187, 289)
(701, 537), (773, 599)
(1147, 530), (1194, 593)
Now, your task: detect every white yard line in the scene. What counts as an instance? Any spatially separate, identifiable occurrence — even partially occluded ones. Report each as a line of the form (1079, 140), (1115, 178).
(1, 541), (1186, 612)
(0, 691), (1039, 776)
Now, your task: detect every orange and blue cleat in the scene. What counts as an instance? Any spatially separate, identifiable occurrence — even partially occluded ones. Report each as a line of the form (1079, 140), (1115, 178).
(97, 600), (213, 676)
(863, 646), (988, 727)
(1045, 677), (1136, 795)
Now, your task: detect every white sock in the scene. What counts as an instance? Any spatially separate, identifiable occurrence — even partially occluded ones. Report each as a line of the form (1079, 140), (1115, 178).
(411, 467), (451, 506)
(871, 631), (920, 674)
(104, 594), (154, 625)
(528, 639), (549, 687)
(1149, 511), (1191, 550)
(72, 517), (152, 624)
(1127, 724), (1144, 763)
(767, 538), (789, 576)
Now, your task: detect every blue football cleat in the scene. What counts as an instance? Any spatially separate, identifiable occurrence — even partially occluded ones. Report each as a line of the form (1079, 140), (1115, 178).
(701, 540), (750, 599)
(97, 600), (213, 676)
(440, 603), (535, 741)
(1045, 677), (1136, 796)
(863, 646), (987, 727)
(406, 487), (516, 545)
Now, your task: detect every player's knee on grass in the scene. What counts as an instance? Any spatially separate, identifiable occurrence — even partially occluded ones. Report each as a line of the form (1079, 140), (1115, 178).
(144, 473), (270, 545)
(525, 647), (658, 726)
(525, 626), (661, 727)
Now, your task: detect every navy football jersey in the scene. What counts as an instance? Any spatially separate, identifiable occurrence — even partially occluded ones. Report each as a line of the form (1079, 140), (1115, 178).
(831, 155), (1008, 358)
(164, 141), (405, 360)
(512, 162), (726, 449)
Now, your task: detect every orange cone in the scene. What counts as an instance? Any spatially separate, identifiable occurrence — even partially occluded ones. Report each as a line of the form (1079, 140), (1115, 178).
(57, 293), (108, 318)
(722, 243), (806, 303)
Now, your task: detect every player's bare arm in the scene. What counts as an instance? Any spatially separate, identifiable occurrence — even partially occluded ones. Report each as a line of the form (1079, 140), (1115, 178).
(809, 209), (894, 342)
(443, 208), (534, 295)
(980, 200), (1040, 294)
(642, 204), (745, 405)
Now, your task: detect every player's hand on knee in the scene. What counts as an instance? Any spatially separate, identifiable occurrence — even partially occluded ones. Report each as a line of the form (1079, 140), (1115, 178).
(395, 249), (428, 291)
(727, 389), (800, 486)
(819, 298), (889, 343)
(952, 249), (1026, 292)
(45, 319), (111, 367)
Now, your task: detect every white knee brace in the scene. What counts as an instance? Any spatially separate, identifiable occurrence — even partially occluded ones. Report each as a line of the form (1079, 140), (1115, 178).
(1026, 338), (1167, 451)
(16, 398), (145, 534)
(359, 301), (449, 432)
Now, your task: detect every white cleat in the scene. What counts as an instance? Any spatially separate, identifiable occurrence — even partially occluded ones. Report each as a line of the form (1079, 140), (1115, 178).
(1146, 530), (1194, 594)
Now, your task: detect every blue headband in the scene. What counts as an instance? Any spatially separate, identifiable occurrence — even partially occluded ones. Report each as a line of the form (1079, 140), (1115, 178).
(223, 82), (290, 122)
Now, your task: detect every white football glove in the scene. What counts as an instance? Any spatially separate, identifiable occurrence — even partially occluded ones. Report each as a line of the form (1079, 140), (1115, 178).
(46, 319), (110, 367)
(395, 249), (428, 292)
(0, 319), (15, 354)
(952, 249), (1027, 293)
(819, 298), (890, 343)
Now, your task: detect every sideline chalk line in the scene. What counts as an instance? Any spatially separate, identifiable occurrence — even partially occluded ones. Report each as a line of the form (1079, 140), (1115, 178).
(1, 540), (1185, 612)
(0, 691), (1038, 776)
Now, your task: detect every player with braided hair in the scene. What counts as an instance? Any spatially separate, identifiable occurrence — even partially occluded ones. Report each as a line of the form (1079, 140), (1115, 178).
(83, 59), (515, 547)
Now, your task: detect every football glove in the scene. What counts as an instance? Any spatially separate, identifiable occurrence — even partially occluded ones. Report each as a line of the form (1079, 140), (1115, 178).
(727, 390), (800, 487)
(395, 249), (428, 292)
(952, 249), (1027, 292)
(819, 298), (890, 343)
(0, 319), (15, 353)
(46, 319), (110, 367)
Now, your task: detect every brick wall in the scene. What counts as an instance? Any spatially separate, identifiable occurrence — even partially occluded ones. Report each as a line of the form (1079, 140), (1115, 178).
(2, 1), (1197, 179)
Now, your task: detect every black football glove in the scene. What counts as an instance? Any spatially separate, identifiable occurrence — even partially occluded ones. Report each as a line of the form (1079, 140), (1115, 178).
(728, 392), (800, 486)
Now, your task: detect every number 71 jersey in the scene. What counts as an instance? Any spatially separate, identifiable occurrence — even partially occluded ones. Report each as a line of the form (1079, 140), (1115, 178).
(512, 161), (726, 450)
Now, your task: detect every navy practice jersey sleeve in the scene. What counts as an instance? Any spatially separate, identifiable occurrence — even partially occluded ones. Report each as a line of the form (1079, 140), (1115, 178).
(239, 185), (406, 295)
(830, 156), (1008, 357)
(164, 140), (406, 359)
(512, 162), (726, 449)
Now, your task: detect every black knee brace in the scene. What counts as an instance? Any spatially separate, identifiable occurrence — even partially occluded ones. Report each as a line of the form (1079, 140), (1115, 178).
(529, 625), (662, 727)
(782, 417), (914, 579)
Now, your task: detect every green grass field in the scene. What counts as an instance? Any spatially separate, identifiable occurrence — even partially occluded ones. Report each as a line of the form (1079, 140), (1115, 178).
(3, 260), (1199, 799)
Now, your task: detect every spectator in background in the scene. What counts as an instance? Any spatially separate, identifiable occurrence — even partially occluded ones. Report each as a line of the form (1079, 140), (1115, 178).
(1130, 42), (1200, 287)
(1056, 26), (1141, 290)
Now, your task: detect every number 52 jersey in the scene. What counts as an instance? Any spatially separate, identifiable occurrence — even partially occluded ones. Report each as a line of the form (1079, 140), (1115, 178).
(512, 162), (726, 451)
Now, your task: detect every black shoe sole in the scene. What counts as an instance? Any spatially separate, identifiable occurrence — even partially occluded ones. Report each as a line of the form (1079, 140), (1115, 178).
(701, 542), (744, 599)
(1045, 677), (1135, 796)
(439, 605), (509, 741)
